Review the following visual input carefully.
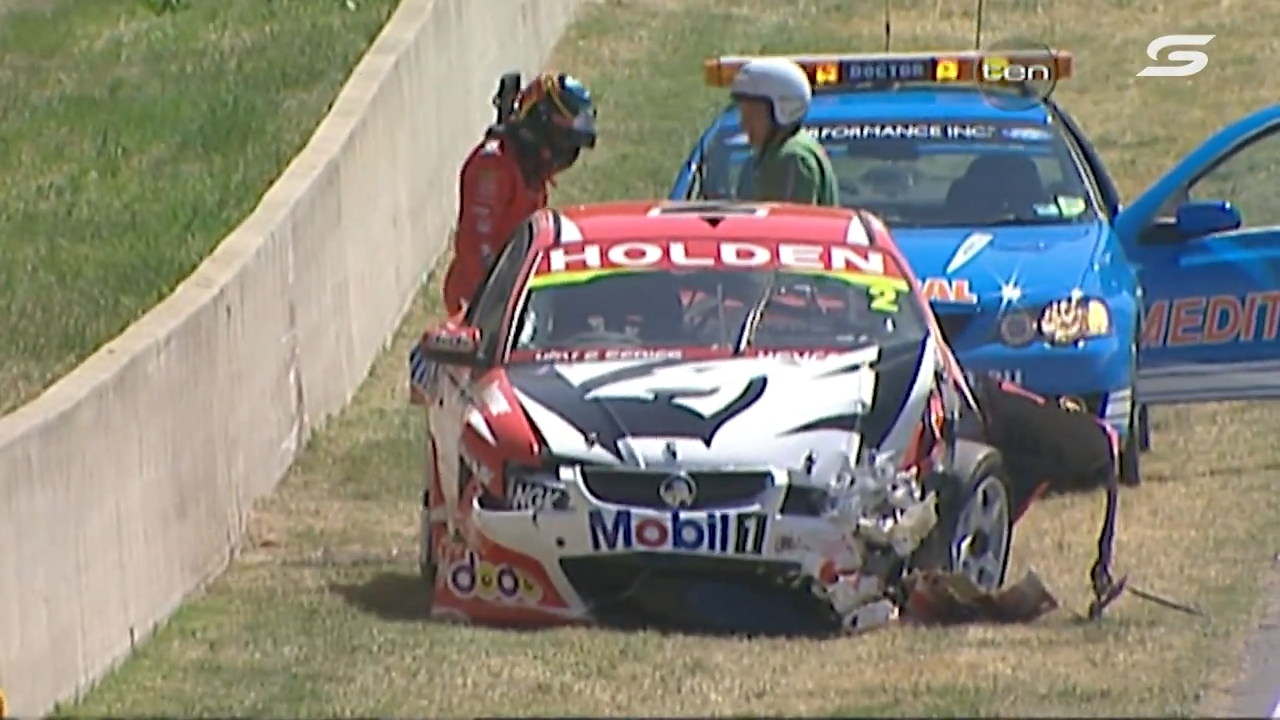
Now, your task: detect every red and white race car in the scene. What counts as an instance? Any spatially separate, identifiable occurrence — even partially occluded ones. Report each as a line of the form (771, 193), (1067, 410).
(409, 200), (1121, 635)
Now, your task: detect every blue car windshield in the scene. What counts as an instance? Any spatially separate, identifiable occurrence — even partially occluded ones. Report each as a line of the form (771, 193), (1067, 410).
(700, 119), (1096, 229)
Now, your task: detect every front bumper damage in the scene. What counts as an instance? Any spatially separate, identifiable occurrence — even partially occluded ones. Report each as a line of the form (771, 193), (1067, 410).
(449, 456), (1062, 634)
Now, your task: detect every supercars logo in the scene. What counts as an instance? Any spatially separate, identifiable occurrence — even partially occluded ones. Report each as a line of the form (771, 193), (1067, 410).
(447, 550), (544, 605)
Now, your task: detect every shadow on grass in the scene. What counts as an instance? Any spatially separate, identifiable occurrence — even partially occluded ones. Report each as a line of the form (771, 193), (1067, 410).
(328, 571), (597, 634)
(328, 572), (433, 622)
(328, 569), (855, 639)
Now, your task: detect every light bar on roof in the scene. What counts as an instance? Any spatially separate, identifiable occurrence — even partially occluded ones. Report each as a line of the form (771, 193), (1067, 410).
(703, 50), (1073, 89)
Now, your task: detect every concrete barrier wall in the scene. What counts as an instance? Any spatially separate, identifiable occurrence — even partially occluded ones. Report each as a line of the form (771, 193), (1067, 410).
(0, 0), (584, 713)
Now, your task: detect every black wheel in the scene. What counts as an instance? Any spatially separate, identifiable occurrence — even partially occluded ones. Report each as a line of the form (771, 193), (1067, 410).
(912, 448), (1013, 592)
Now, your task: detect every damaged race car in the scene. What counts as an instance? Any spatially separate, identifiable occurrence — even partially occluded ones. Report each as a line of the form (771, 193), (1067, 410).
(409, 199), (1122, 635)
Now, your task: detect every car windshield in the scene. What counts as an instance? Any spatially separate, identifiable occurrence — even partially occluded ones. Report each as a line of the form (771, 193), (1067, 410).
(507, 238), (927, 362)
(700, 119), (1095, 228)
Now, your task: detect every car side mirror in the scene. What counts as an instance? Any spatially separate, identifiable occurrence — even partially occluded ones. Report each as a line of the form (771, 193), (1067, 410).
(419, 325), (484, 367)
(1174, 199), (1241, 239)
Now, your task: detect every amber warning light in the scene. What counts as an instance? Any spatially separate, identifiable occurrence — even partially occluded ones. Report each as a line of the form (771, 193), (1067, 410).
(703, 50), (1073, 89)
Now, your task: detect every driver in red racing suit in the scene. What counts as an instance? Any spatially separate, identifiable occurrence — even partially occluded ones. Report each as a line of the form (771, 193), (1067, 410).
(442, 72), (598, 315)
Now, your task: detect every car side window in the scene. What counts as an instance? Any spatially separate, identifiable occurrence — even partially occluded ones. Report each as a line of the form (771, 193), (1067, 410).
(1051, 107), (1121, 218)
(1182, 127), (1280, 227)
(465, 221), (532, 359)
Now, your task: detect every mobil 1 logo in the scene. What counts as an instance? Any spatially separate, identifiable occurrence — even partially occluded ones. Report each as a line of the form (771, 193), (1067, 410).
(587, 508), (768, 556)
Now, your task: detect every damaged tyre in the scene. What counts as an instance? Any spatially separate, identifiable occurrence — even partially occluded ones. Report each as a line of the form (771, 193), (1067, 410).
(911, 442), (1013, 591)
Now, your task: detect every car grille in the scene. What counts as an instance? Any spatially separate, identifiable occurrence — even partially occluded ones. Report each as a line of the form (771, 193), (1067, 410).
(559, 556), (838, 635)
(780, 485), (831, 517)
(579, 468), (770, 510)
(934, 312), (976, 345)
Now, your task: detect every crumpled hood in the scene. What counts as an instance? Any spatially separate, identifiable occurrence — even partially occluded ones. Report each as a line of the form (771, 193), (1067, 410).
(893, 223), (1107, 304)
(505, 342), (933, 477)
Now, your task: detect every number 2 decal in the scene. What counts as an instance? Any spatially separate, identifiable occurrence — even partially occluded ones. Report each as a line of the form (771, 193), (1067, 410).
(868, 283), (900, 313)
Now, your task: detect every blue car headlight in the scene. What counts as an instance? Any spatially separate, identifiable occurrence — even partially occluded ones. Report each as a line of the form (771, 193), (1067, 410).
(997, 297), (1112, 347)
(1038, 297), (1111, 345)
(998, 310), (1038, 347)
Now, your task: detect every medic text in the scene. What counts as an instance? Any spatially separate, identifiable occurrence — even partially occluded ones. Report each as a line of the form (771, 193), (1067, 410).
(1141, 293), (1280, 348)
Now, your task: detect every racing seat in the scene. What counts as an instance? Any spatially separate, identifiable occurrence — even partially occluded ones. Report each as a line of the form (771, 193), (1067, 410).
(945, 153), (1050, 222)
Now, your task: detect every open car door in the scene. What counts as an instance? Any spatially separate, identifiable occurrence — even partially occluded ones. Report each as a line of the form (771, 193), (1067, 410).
(670, 131), (706, 200)
(1115, 105), (1280, 405)
(670, 110), (746, 202)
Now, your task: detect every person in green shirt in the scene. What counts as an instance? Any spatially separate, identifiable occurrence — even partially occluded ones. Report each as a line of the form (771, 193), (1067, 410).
(729, 58), (840, 207)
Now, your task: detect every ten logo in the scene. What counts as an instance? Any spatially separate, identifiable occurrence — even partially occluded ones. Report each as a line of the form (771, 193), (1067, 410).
(447, 550), (543, 604)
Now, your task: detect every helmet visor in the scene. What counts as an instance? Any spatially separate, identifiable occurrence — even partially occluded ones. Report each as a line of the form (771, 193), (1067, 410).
(549, 106), (597, 148)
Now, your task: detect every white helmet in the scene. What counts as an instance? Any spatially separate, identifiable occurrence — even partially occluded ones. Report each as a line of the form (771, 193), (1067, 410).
(729, 58), (813, 126)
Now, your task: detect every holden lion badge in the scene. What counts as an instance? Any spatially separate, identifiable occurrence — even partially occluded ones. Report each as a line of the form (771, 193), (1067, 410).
(658, 473), (697, 509)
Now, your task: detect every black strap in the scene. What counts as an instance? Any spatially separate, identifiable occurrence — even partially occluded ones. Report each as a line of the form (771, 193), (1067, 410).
(1087, 439), (1203, 619)
(1087, 458), (1125, 618)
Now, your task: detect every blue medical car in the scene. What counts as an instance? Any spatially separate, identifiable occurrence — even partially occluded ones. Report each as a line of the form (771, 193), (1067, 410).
(670, 49), (1280, 483)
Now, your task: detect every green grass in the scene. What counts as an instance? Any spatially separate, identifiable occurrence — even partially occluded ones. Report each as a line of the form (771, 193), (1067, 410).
(50, 0), (1280, 715)
(0, 0), (399, 413)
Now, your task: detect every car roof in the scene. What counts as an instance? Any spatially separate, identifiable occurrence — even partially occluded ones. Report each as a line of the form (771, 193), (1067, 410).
(538, 201), (917, 281)
(716, 87), (1055, 127)
(550, 200), (870, 247)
